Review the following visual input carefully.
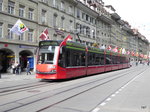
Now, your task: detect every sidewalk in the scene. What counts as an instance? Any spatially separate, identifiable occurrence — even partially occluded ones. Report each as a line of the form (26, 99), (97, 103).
(0, 72), (36, 82)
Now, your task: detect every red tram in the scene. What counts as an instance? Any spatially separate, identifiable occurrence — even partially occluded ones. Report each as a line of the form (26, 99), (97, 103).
(36, 40), (130, 80)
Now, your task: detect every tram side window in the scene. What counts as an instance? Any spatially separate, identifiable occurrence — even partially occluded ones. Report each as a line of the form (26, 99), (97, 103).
(122, 57), (127, 63)
(72, 52), (80, 66)
(88, 52), (93, 66)
(106, 54), (112, 64)
(100, 54), (104, 65)
(58, 47), (66, 68)
(66, 49), (72, 67)
(95, 54), (100, 65)
(81, 52), (86, 66)
(117, 56), (120, 64)
(65, 49), (86, 67)
(120, 57), (124, 64)
(88, 53), (104, 66)
(72, 50), (85, 66)
(112, 55), (118, 64)
(126, 57), (129, 63)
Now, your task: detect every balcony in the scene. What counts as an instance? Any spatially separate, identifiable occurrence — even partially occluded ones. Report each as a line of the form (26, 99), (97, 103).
(117, 20), (124, 25)
(111, 13), (121, 20)
(98, 13), (113, 24)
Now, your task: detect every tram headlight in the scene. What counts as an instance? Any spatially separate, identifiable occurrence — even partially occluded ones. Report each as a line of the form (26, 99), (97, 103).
(36, 70), (40, 74)
(51, 69), (56, 73)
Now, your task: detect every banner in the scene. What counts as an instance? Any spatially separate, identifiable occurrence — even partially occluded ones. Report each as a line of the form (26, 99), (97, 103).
(10, 19), (28, 35)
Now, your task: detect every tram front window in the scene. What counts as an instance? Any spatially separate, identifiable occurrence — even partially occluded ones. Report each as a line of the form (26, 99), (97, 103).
(38, 46), (58, 64)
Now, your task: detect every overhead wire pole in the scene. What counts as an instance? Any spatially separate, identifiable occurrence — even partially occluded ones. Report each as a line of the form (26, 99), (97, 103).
(73, 29), (82, 43)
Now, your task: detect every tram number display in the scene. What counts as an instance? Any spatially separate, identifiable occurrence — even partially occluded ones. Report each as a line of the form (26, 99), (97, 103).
(39, 41), (59, 46)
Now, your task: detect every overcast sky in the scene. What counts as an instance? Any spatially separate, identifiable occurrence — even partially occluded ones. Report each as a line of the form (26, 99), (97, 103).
(104, 0), (150, 41)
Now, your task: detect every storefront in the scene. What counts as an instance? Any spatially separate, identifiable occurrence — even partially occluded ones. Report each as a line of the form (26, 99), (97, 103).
(0, 43), (36, 73)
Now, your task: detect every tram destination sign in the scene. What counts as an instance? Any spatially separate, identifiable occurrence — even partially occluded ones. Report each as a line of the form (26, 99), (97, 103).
(39, 41), (59, 46)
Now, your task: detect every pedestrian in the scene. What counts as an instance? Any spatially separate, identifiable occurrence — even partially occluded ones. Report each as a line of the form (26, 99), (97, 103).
(136, 61), (138, 66)
(147, 61), (150, 66)
(26, 61), (31, 75)
(12, 62), (16, 74)
(15, 61), (20, 75)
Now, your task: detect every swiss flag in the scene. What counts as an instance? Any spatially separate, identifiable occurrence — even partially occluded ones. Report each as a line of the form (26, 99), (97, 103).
(60, 35), (73, 47)
(107, 45), (112, 51)
(112, 46), (118, 52)
(39, 28), (49, 40)
(127, 51), (130, 55)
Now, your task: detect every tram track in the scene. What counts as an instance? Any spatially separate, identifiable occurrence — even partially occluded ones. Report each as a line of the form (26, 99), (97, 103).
(0, 81), (57, 96)
(0, 66), (135, 96)
(1, 66), (148, 112)
(0, 66), (137, 96)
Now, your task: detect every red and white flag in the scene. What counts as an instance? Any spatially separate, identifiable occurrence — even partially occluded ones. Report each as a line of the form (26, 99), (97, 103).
(60, 35), (73, 47)
(107, 45), (112, 51)
(126, 51), (130, 55)
(39, 28), (49, 40)
(112, 46), (118, 52)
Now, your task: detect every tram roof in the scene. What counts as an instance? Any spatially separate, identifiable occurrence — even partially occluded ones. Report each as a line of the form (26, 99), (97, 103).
(39, 40), (127, 57)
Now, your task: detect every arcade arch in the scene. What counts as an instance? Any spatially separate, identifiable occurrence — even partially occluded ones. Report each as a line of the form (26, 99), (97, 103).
(19, 50), (34, 71)
(0, 48), (14, 73)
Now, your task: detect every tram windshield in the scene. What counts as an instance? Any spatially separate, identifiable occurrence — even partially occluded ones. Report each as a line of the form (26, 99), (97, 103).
(38, 46), (59, 65)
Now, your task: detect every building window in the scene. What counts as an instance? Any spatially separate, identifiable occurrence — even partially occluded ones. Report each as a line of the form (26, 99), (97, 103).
(28, 8), (34, 20)
(8, 0), (15, 14)
(41, 0), (47, 3)
(0, 0), (3, 11)
(53, 0), (57, 7)
(8, 24), (14, 39)
(76, 23), (80, 33)
(83, 26), (86, 35)
(86, 14), (89, 21)
(92, 29), (95, 39)
(0, 23), (3, 38)
(60, 1), (65, 11)
(19, 5), (25, 17)
(41, 9), (46, 24)
(82, 12), (85, 20)
(77, 9), (80, 19)
(28, 29), (33, 42)
(61, 16), (65, 28)
(86, 27), (90, 37)
(69, 20), (73, 31)
(69, 6), (72, 14)
(19, 33), (24, 41)
(53, 13), (57, 27)
(90, 17), (93, 23)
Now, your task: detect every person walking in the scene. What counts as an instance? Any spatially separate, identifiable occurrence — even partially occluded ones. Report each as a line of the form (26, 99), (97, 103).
(11, 61), (16, 74)
(15, 61), (20, 75)
(26, 61), (31, 75)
